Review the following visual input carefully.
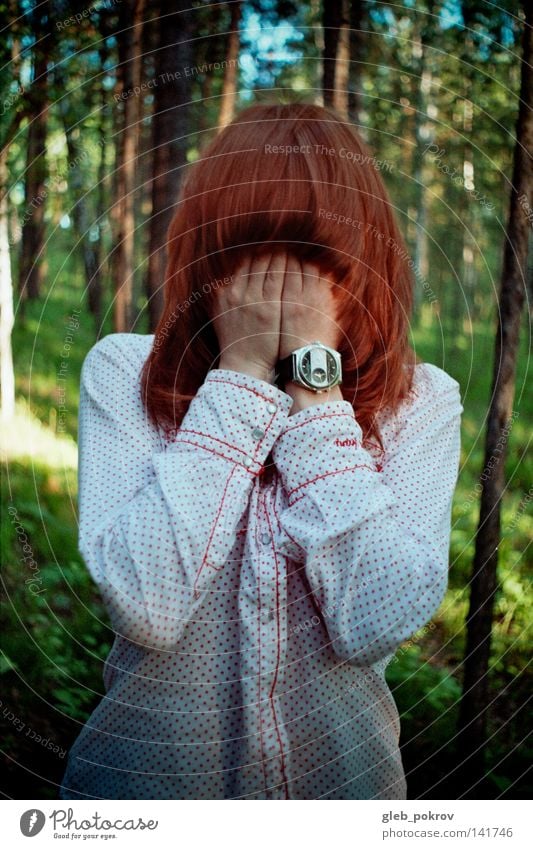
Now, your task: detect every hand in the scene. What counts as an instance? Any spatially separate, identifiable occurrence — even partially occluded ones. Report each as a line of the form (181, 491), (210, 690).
(278, 256), (344, 413)
(279, 256), (342, 360)
(211, 252), (285, 383)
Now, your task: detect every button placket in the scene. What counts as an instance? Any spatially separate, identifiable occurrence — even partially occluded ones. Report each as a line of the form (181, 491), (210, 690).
(255, 489), (291, 799)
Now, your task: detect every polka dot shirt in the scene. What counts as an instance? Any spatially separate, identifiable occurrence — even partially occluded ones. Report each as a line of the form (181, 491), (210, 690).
(59, 332), (463, 800)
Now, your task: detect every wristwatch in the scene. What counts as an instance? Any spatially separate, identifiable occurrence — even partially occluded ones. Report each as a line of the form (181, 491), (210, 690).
(276, 341), (342, 393)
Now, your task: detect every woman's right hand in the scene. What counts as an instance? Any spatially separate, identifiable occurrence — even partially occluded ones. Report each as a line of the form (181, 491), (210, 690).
(211, 252), (286, 383)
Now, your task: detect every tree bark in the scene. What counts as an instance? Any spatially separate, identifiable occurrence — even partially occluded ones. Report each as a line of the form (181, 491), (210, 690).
(456, 2), (532, 794)
(348, 0), (365, 126)
(0, 148), (15, 420)
(218, 1), (242, 129)
(411, 0), (437, 314)
(145, 1), (192, 330)
(111, 0), (146, 333)
(333, 0), (350, 119)
(322, 0), (343, 111)
(19, 42), (48, 300)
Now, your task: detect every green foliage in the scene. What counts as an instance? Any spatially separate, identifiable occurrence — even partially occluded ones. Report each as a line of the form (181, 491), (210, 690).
(1, 459), (112, 725)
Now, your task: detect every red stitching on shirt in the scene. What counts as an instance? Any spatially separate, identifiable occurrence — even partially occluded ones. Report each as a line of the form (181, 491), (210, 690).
(287, 464), (377, 505)
(280, 411), (354, 435)
(256, 497), (268, 794)
(334, 437), (359, 447)
(173, 437), (262, 475)
(178, 428), (251, 458)
(263, 494), (290, 800)
(252, 409), (277, 460)
(193, 465), (237, 599)
(207, 375), (278, 403)
(270, 491), (304, 563)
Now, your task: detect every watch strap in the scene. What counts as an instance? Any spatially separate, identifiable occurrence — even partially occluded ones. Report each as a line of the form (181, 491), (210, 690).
(276, 353), (295, 386)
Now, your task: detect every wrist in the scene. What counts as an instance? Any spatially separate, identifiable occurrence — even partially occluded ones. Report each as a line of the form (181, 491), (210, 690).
(218, 357), (274, 384)
(284, 381), (344, 414)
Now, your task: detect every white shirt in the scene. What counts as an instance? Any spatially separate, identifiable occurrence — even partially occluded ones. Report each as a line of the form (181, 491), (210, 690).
(59, 332), (462, 800)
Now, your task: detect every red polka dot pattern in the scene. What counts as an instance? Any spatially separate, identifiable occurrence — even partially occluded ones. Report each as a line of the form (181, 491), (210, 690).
(59, 332), (463, 800)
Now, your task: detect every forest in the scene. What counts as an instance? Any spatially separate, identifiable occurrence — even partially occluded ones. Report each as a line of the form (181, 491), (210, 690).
(0, 0), (531, 800)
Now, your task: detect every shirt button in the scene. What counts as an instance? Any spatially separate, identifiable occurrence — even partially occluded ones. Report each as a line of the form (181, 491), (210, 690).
(266, 403), (277, 413)
(252, 427), (264, 439)
(261, 608), (275, 624)
(243, 456), (253, 468)
(260, 533), (271, 545)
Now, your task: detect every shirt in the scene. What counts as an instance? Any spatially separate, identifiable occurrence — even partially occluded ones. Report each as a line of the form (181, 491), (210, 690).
(59, 332), (463, 801)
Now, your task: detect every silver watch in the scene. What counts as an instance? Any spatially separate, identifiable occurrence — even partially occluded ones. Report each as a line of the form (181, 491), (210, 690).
(276, 341), (342, 393)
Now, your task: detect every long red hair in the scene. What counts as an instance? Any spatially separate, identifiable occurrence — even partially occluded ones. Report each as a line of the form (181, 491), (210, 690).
(141, 102), (417, 450)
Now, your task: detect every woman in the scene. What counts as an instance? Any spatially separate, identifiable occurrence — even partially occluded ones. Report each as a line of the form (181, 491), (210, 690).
(60, 102), (462, 800)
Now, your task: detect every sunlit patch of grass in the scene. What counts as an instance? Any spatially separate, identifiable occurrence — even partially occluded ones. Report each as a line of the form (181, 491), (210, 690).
(0, 399), (77, 468)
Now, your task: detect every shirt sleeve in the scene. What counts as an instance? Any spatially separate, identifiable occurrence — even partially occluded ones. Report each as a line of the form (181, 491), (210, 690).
(77, 334), (293, 652)
(270, 363), (463, 667)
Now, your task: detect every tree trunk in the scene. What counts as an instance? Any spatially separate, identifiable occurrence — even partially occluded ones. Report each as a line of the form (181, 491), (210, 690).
(19, 46), (48, 301)
(322, 0), (342, 110)
(333, 0), (350, 119)
(0, 149), (15, 420)
(456, 2), (532, 794)
(411, 0), (437, 315)
(348, 0), (365, 126)
(218, 1), (242, 129)
(111, 0), (146, 333)
(60, 106), (102, 328)
(145, 1), (192, 331)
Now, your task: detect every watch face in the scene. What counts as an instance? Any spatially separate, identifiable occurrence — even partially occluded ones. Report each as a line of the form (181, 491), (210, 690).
(298, 346), (340, 388)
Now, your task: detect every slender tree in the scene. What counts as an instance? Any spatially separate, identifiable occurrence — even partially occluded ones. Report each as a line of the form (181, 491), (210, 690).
(456, 2), (532, 793)
(111, 0), (146, 333)
(0, 149), (15, 420)
(145, 1), (192, 330)
(18, 0), (54, 301)
(348, 0), (365, 127)
(411, 0), (438, 313)
(322, 0), (350, 118)
(0, 0), (31, 416)
(218, 1), (242, 129)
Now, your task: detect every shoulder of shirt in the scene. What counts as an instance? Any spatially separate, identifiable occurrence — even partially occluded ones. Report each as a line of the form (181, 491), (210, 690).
(81, 332), (155, 382)
(374, 361), (462, 454)
(410, 361), (462, 403)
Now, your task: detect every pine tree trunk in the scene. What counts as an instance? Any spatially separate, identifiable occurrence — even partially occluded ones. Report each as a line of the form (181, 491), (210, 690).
(456, 3), (532, 794)
(322, 0), (342, 109)
(60, 106), (102, 328)
(0, 149), (15, 420)
(19, 47), (48, 301)
(332, 0), (350, 119)
(411, 1), (437, 315)
(146, 1), (192, 331)
(348, 0), (365, 126)
(111, 0), (146, 333)
(218, 1), (242, 129)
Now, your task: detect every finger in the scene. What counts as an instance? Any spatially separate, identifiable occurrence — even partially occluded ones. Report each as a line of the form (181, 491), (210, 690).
(301, 260), (322, 300)
(262, 251), (287, 302)
(282, 253), (303, 304)
(248, 251), (273, 303)
(231, 253), (253, 298)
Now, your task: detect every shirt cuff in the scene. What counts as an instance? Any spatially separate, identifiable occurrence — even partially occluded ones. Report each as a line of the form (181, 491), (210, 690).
(271, 398), (380, 502)
(167, 367), (294, 475)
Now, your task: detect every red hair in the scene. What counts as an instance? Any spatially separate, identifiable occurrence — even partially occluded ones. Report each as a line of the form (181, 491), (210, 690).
(141, 102), (416, 450)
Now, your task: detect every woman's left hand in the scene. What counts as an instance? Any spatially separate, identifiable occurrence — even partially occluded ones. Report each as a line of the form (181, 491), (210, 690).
(279, 255), (342, 360)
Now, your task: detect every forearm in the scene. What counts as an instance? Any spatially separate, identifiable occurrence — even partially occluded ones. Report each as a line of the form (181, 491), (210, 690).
(79, 348), (294, 651)
(271, 367), (462, 665)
